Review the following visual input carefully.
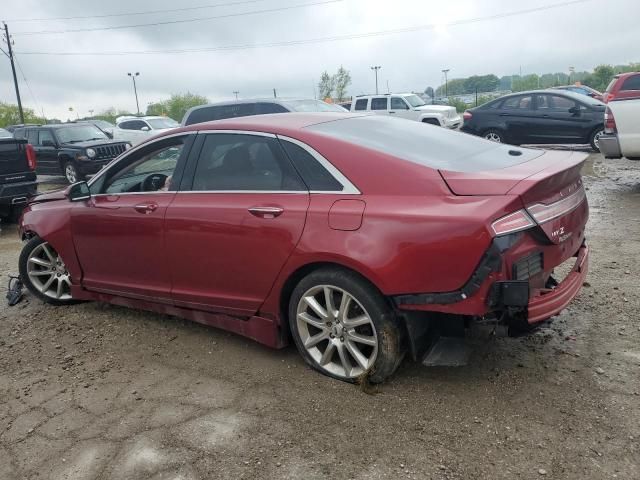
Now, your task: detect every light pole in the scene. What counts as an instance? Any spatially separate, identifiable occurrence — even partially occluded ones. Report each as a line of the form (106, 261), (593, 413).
(442, 69), (450, 98)
(568, 66), (575, 85)
(127, 72), (140, 115)
(233, 91), (239, 100)
(370, 66), (381, 94)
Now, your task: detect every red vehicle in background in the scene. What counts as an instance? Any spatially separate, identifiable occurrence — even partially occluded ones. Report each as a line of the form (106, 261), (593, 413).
(18, 113), (589, 383)
(602, 72), (640, 103)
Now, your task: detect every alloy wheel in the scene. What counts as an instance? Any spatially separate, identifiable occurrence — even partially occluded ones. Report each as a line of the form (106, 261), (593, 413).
(26, 242), (72, 300)
(65, 163), (78, 183)
(593, 130), (604, 150)
(485, 132), (502, 142)
(296, 285), (378, 379)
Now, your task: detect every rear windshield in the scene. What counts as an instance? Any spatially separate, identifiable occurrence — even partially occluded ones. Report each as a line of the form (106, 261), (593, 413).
(308, 115), (542, 172)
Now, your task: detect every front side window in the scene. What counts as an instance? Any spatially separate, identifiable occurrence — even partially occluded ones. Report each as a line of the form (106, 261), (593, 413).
(92, 137), (186, 194)
(502, 95), (533, 110)
(537, 95), (576, 111)
(146, 118), (179, 129)
(371, 98), (388, 111)
(190, 134), (305, 191)
(119, 120), (147, 130)
(390, 97), (409, 110)
(354, 99), (368, 111)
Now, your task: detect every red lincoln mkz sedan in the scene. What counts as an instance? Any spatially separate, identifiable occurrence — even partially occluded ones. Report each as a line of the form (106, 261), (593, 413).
(18, 113), (589, 383)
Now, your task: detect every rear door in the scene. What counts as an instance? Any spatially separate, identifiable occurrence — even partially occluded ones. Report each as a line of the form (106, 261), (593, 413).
(164, 132), (310, 316)
(33, 128), (60, 175)
(498, 94), (535, 143)
(370, 97), (389, 116)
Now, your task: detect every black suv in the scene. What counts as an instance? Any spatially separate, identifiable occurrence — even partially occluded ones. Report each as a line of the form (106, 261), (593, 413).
(0, 135), (37, 221)
(13, 124), (131, 183)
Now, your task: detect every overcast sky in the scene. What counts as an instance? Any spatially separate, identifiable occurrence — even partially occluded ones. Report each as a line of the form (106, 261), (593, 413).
(1, 0), (638, 120)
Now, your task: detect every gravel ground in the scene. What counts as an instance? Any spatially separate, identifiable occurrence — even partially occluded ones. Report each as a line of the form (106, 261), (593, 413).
(0, 153), (639, 480)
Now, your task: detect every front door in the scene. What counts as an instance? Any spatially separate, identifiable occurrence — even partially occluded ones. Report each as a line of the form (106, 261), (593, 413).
(71, 134), (192, 300)
(32, 129), (60, 175)
(390, 97), (415, 120)
(531, 94), (588, 143)
(164, 132), (309, 316)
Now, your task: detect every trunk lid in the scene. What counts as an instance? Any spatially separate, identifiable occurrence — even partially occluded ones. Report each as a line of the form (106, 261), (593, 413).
(440, 150), (589, 245)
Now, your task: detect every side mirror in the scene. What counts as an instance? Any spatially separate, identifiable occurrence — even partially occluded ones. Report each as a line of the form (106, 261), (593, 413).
(140, 126), (150, 132)
(67, 181), (91, 202)
(41, 139), (56, 147)
(568, 106), (581, 115)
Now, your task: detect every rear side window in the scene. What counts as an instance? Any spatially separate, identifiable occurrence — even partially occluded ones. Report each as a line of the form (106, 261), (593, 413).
(26, 129), (38, 144)
(256, 102), (289, 114)
(621, 75), (640, 91)
(280, 140), (343, 191)
(184, 104), (257, 125)
(371, 98), (388, 110)
(502, 95), (533, 110)
(13, 128), (25, 139)
(38, 130), (55, 146)
(191, 134), (305, 191)
(354, 99), (368, 111)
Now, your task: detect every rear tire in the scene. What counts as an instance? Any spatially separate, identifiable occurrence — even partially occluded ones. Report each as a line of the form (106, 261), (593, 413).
(590, 127), (604, 152)
(483, 129), (505, 143)
(288, 267), (405, 384)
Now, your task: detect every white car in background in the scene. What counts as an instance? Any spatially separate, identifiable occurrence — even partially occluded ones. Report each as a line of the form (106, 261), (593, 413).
(114, 116), (180, 145)
(350, 93), (462, 128)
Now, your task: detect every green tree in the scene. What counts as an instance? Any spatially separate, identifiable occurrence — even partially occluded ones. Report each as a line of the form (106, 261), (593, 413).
(0, 102), (45, 128)
(318, 71), (335, 100)
(145, 92), (208, 121)
(512, 74), (540, 92)
(333, 66), (352, 101)
(435, 78), (466, 97)
(583, 65), (615, 92)
(424, 86), (435, 99)
(463, 74), (499, 93)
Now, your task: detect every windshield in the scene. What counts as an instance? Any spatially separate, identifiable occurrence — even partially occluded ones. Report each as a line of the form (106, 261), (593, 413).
(285, 100), (347, 112)
(55, 125), (108, 143)
(0, 128), (12, 138)
(147, 118), (179, 129)
(92, 120), (115, 130)
(404, 95), (426, 107)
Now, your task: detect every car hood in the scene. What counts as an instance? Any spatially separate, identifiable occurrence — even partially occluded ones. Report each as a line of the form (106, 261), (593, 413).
(28, 187), (68, 204)
(60, 140), (128, 148)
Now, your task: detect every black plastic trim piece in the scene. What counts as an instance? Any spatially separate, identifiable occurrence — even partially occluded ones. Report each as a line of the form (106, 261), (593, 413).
(393, 239), (503, 306)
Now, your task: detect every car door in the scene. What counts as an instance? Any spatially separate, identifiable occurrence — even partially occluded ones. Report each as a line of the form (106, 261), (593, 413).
(164, 132), (310, 316)
(370, 97), (389, 116)
(389, 97), (414, 120)
(70, 133), (194, 300)
(532, 94), (589, 143)
(497, 94), (535, 144)
(33, 129), (60, 175)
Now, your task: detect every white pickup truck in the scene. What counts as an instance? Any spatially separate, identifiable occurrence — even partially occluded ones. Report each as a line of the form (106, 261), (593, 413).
(598, 72), (640, 160)
(350, 94), (461, 129)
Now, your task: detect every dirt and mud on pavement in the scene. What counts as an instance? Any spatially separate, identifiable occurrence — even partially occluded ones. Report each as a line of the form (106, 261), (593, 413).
(0, 153), (639, 480)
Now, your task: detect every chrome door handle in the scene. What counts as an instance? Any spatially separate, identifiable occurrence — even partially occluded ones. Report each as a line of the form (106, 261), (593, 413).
(248, 206), (284, 218)
(134, 202), (158, 214)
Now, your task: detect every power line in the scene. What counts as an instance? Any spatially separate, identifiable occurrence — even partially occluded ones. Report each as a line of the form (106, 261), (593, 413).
(3, 0), (271, 23)
(12, 0), (343, 36)
(13, 52), (46, 118)
(14, 0), (594, 56)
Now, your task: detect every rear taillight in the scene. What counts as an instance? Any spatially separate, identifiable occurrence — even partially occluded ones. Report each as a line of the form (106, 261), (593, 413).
(491, 210), (535, 236)
(527, 187), (586, 224)
(26, 144), (37, 171)
(604, 107), (617, 134)
(603, 92), (615, 103)
(463, 111), (473, 121)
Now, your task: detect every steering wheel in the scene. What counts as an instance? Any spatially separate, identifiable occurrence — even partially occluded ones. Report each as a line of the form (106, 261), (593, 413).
(142, 173), (168, 192)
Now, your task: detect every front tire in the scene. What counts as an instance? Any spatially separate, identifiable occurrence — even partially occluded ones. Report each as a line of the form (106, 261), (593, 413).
(19, 236), (76, 305)
(63, 161), (84, 184)
(288, 268), (405, 384)
(590, 127), (604, 152)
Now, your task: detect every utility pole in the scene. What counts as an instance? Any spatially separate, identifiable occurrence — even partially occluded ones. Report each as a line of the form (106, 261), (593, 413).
(127, 72), (141, 115)
(2, 23), (24, 124)
(568, 66), (575, 85)
(442, 69), (450, 98)
(273, 88), (277, 98)
(233, 91), (239, 100)
(386, 80), (390, 94)
(370, 66), (381, 94)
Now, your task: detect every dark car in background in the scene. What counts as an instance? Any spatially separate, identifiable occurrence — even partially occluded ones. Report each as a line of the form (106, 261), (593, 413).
(181, 98), (347, 126)
(13, 124), (131, 183)
(461, 90), (606, 151)
(551, 85), (603, 101)
(0, 136), (37, 220)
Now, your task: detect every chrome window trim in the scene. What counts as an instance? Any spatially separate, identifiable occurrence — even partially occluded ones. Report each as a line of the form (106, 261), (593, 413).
(87, 131), (196, 187)
(198, 129), (276, 138)
(276, 135), (361, 195)
(175, 190), (307, 195)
